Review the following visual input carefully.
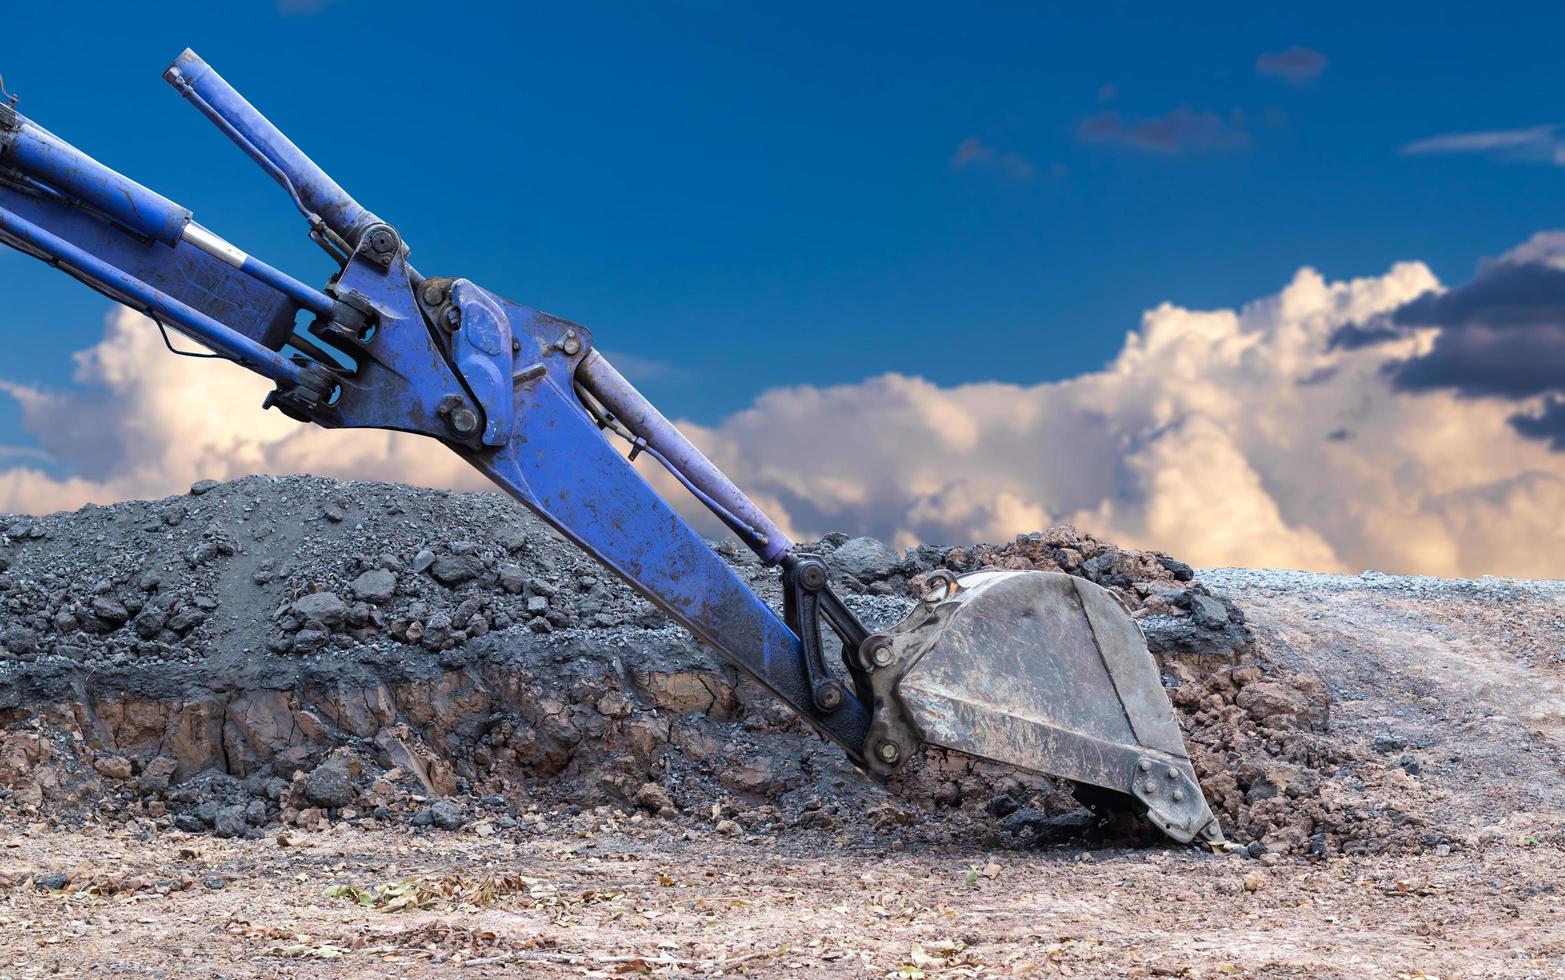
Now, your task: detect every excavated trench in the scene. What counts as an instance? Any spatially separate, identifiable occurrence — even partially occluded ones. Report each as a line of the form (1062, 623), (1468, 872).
(0, 476), (1439, 857)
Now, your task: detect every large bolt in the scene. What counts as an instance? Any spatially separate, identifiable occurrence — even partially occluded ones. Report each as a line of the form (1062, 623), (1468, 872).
(559, 330), (582, 356)
(422, 283), (445, 305)
(367, 227), (397, 254)
(797, 561), (828, 591)
(1172, 789), (1185, 803)
(1138, 760), (1151, 773)
(448, 406), (479, 436)
(814, 680), (843, 711)
(875, 740), (900, 764)
(869, 643), (894, 668)
(1165, 767), (1179, 781)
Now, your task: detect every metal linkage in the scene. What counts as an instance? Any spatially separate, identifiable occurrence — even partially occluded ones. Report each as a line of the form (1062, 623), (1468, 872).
(576, 351), (795, 564)
(164, 49), (379, 253)
(780, 554), (874, 715)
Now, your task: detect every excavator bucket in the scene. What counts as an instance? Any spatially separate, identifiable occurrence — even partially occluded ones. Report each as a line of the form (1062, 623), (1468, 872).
(869, 570), (1223, 844)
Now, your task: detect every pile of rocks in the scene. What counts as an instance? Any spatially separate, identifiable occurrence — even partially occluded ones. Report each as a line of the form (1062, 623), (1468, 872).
(3, 475), (1377, 856)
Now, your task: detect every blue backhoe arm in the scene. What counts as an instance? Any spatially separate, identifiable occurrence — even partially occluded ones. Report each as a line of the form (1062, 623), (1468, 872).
(0, 51), (876, 764)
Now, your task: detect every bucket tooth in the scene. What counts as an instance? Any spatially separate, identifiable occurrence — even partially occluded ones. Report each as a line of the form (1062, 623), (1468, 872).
(863, 569), (1224, 844)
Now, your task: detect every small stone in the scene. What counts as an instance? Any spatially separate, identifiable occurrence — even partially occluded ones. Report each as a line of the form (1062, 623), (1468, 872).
(189, 479), (220, 496)
(291, 592), (347, 629)
(829, 536), (902, 583)
(429, 553), (483, 586)
(494, 524), (527, 553)
(322, 503), (346, 523)
(526, 595), (549, 614)
(428, 800), (465, 831)
(213, 806), (248, 839)
(93, 755), (133, 780)
(293, 627), (329, 652)
(34, 873), (68, 892)
(167, 608), (207, 634)
(985, 793), (1019, 818)
(411, 549), (436, 574)
(498, 564), (527, 594)
(138, 756), (177, 793)
(350, 569), (397, 605)
(1156, 555), (1195, 581)
(172, 813), (205, 833)
(303, 764), (357, 809)
(1371, 734), (1408, 754)
(91, 597), (129, 627)
(2, 626), (38, 656)
(633, 782), (675, 814)
(715, 819), (740, 836)
(596, 691), (632, 718)
(1188, 593), (1230, 628)
(1242, 871), (1265, 892)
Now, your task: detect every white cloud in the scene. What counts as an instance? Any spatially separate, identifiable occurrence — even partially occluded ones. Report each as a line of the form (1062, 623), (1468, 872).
(6, 260), (1565, 578)
(0, 308), (491, 516)
(1402, 125), (1565, 166)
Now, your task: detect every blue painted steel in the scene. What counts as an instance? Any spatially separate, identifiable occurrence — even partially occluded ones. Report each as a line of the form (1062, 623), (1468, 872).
(458, 289), (872, 755)
(577, 352), (795, 563)
(0, 181), (302, 351)
(448, 280), (516, 447)
(0, 54), (874, 760)
(307, 248), (484, 443)
(0, 204), (307, 387)
(238, 254), (335, 318)
(164, 50), (379, 247)
(1, 117), (191, 245)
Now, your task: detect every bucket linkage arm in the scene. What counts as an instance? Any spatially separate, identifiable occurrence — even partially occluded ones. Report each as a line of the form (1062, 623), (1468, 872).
(0, 52), (1222, 844)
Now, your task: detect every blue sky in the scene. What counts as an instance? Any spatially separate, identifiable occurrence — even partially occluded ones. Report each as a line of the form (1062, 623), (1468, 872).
(3, 2), (1565, 463)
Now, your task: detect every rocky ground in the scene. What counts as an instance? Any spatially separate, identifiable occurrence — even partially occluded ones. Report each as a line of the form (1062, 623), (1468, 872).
(2, 477), (1563, 976)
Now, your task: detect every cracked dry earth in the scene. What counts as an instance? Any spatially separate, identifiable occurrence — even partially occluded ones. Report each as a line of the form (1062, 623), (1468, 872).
(3, 484), (1565, 976)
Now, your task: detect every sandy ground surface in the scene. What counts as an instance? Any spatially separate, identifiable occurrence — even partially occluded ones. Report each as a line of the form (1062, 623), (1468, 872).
(5, 568), (1565, 978)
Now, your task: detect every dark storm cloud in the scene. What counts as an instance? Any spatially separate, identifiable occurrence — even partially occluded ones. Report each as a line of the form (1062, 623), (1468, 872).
(1510, 397), (1565, 450)
(1076, 106), (1249, 154)
(1361, 237), (1565, 448)
(1327, 320), (1403, 351)
(1255, 46), (1328, 84)
(1385, 260), (1565, 399)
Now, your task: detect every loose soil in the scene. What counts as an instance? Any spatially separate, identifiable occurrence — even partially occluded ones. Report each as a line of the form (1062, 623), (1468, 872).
(3, 478), (1563, 976)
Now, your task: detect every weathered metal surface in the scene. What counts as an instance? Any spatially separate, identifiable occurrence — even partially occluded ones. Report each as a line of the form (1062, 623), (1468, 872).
(164, 49), (379, 248)
(0, 54), (1231, 846)
(868, 571), (1223, 843)
(577, 351), (795, 563)
(459, 294), (873, 758)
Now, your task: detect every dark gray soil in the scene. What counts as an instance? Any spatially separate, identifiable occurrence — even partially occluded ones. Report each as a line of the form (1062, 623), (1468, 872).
(0, 476), (1443, 859)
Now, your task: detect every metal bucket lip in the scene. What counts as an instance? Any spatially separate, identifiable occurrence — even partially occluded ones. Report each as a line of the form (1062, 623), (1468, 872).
(887, 568), (1224, 844)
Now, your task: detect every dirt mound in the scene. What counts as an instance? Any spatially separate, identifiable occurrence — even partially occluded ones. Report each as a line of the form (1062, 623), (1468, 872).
(0, 475), (1439, 857)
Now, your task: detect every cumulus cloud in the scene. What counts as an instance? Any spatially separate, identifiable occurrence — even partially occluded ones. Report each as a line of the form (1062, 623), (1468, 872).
(1076, 107), (1249, 155)
(1255, 46), (1328, 84)
(950, 137), (1036, 180)
(668, 259), (1565, 577)
(0, 308), (493, 516)
(6, 256), (1565, 578)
